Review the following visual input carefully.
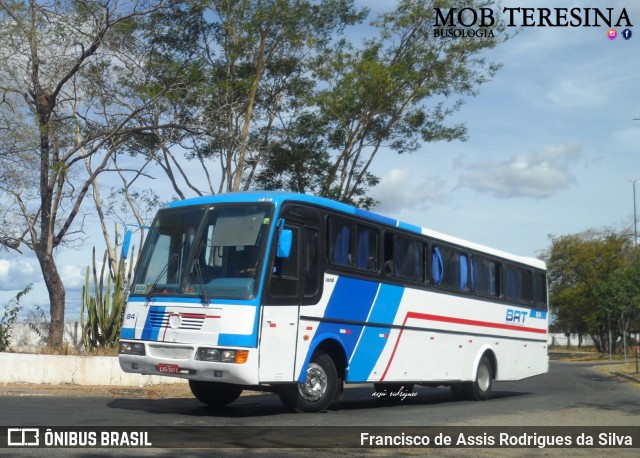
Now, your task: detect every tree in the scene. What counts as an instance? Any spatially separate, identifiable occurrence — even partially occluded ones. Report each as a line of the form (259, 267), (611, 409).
(0, 0), (173, 347)
(140, 1), (508, 207)
(595, 251), (640, 359)
(129, 0), (365, 197)
(545, 230), (632, 353)
(309, 0), (506, 206)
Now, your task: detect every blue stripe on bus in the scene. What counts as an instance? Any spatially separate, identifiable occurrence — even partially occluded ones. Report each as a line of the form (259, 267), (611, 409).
(354, 207), (397, 227)
(347, 283), (405, 381)
(315, 276), (379, 359)
(323, 276), (379, 323)
(397, 221), (424, 234)
(141, 306), (166, 341)
(121, 327), (135, 339)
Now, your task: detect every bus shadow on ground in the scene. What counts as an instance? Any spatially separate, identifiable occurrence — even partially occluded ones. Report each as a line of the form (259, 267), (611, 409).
(331, 386), (531, 411)
(106, 386), (532, 418)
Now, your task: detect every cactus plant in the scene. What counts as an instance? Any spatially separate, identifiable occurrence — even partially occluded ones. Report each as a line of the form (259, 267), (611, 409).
(80, 228), (134, 351)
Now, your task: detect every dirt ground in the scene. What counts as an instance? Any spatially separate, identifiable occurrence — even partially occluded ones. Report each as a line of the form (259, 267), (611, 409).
(0, 381), (195, 399)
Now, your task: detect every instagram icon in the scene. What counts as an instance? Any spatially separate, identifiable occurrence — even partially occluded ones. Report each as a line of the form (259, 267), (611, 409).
(607, 28), (617, 40)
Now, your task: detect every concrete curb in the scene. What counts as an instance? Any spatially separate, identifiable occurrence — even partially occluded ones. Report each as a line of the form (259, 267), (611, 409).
(611, 371), (640, 384)
(1, 353), (185, 387)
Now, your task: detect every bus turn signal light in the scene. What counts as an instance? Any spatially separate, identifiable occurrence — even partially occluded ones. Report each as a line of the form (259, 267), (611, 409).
(235, 350), (249, 364)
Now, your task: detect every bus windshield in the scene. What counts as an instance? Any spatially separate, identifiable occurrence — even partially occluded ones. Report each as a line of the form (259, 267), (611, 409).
(131, 204), (272, 300)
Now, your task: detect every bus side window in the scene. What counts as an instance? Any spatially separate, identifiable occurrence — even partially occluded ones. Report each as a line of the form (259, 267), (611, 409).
(431, 246), (443, 285)
(392, 236), (424, 281)
(432, 245), (468, 291)
(471, 256), (500, 297)
(329, 219), (352, 267)
(533, 272), (547, 309)
(356, 226), (378, 272)
(505, 265), (533, 304)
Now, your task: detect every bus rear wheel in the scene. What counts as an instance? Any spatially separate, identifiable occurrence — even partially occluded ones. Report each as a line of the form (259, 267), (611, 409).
(189, 380), (243, 408)
(463, 356), (493, 401)
(278, 351), (338, 413)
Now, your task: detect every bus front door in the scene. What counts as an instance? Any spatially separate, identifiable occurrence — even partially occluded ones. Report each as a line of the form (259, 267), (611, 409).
(258, 224), (301, 382)
(258, 305), (299, 382)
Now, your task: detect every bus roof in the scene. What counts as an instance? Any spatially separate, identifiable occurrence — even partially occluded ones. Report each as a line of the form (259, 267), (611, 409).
(166, 191), (545, 270)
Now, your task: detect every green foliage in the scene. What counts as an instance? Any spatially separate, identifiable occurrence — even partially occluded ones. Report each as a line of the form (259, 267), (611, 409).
(257, 0), (506, 203)
(81, 230), (134, 351)
(0, 284), (32, 352)
(0, 0), (174, 348)
(117, 0), (508, 207)
(545, 230), (639, 353)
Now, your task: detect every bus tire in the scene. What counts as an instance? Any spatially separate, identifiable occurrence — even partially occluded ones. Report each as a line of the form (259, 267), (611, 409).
(188, 380), (243, 408)
(278, 351), (338, 413)
(463, 356), (493, 401)
(450, 383), (465, 400)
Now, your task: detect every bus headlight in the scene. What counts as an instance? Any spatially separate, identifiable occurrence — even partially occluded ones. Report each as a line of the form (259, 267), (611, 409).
(221, 350), (236, 363)
(197, 348), (221, 362)
(119, 342), (145, 356)
(196, 347), (248, 364)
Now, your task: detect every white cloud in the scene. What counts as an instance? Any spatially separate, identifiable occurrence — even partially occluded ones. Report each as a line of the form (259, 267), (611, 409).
(458, 144), (581, 198)
(60, 264), (86, 291)
(0, 258), (40, 291)
(371, 168), (448, 214)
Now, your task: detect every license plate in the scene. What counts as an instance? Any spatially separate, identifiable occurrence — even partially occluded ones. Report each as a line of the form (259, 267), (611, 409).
(157, 363), (180, 374)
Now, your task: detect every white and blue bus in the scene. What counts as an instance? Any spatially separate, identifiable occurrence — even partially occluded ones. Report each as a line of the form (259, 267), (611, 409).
(119, 191), (548, 412)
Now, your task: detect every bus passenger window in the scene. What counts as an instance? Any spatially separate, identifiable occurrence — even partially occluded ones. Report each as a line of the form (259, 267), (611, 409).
(329, 219), (352, 267)
(471, 256), (500, 297)
(431, 245), (468, 291)
(505, 265), (532, 304)
(391, 236), (423, 281)
(533, 272), (547, 309)
(356, 227), (378, 271)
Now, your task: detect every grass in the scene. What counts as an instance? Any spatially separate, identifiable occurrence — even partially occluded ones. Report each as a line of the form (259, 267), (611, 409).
(12, 344), (120, 357)
(550, 346), (640, 378)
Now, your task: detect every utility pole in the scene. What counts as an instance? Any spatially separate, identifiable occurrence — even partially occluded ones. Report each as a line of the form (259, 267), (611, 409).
(632, 180), (638, 248)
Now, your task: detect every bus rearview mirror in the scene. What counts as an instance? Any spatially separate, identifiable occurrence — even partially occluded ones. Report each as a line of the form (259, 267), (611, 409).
(277, 229), (293, 258)
(122, 229), (133, 260)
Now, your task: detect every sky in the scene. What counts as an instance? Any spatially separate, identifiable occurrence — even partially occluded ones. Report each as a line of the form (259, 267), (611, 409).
(1, 0), (639, 321)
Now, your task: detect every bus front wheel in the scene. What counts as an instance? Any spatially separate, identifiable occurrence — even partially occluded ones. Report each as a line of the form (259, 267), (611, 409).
(279, 351), (338, 413)
(189, 380), (243, 408)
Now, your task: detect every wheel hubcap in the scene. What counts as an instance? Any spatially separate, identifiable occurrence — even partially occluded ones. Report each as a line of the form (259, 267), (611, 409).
(477, 363), (491, 391)
(298, 363), (327, 401)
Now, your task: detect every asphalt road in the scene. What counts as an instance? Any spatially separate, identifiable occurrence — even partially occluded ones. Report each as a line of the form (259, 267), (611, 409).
(1, 360), (639, 457)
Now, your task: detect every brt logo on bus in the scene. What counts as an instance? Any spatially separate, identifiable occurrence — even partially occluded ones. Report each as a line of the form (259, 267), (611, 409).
(505, 309), (528, 324)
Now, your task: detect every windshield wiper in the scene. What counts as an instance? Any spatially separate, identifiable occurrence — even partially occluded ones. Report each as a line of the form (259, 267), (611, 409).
(192, 259), (211, 305)
(145, 252), (179, 302)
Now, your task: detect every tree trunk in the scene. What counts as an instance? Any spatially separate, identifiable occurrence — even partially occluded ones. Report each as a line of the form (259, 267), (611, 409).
(37, 251), (66, 348)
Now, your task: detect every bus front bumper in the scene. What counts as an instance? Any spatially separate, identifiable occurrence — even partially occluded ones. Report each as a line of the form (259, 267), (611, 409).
(118, 340), (259, 385)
